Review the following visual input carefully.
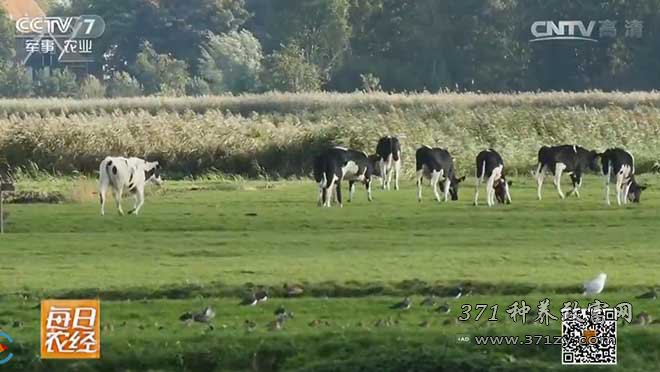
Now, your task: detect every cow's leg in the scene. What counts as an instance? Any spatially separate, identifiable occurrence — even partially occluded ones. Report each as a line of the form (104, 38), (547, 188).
(443, 177), (451, 202)
(335, 181), (343, 207)
(129, 188), (145, 215)
(474, 161), (484, 206)
(535, 163), (545, 200)
(505, 181), (512, 204)
(385, 155), (393, 190)
(317, 174), (326, 206)
(416, 169), (424, 202)
(553, 163), (566, 199)
(393, 157), (401, 190)
(348, 181), (355, 202)
(323, 186), (331, 207)
(615, 171), (624, 205)
(131, 193), (139, 211)
(323, 176), (334, 207)
(431, 171), (442, 202)
(568, 173), (582, 198)
(379, 159), (387, 190)
(326, 181), (335, 207)
(486, 174), (496, 207)
(473, 175), (481, 206)
(604, 166), (611, 206)
(99, 180), (108, 216)
(113, 188), (124, 215)
(366, 178), (373, 201)
(624, 183), (632, 204)
(430, 171), (442, 202)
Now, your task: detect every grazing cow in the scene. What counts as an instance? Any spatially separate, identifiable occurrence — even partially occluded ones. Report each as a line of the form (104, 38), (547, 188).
(600, 148), (646, 205)
(474, 149), (511, 206)
(415, 146), (465, 202)
(535, 145), (599, 200)
(99, 156), (162, 216)
(493, 179), (513, 204)
(314, 147), (375, 207)
(375, 136), (401, 190)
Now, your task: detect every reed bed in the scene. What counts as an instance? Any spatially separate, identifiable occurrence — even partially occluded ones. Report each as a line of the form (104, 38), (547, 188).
(1, 92), (660, 178)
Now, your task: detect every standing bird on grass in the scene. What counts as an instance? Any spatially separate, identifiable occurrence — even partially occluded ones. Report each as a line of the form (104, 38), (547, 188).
(420, 296), (436, 307)
(239, 294), (258, 306)
(435, 303), (451, 314)
(583, 273), (607, 295)
(447, 286), (463, 299)
(636, 289), (657, 300)
(180, 306), (215, 324)
(284, 283), (304, 297)
(390, 297), (412, 310)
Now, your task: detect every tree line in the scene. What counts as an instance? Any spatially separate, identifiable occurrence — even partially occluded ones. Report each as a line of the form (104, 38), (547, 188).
(0, 0), (659, 98)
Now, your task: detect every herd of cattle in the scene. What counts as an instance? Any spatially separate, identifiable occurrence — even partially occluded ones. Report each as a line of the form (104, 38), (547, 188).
(312, 136), (646, 208)
(95, 136), (646, 215)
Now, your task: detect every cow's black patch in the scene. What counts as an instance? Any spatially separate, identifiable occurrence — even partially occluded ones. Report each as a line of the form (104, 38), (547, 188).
(476, 149), (504, 179)
(112, 166), (117, 175)
(376, 136), (401, 162)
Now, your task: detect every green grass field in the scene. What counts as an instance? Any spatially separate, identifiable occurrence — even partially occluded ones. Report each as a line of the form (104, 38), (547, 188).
(1, 175), (659, 371)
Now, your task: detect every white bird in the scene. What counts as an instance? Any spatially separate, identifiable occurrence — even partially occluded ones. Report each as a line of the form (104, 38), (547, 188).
(583, 273), (607, 295)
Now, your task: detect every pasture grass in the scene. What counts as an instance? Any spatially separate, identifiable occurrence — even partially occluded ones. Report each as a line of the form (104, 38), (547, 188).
(0, 175), (659, 371)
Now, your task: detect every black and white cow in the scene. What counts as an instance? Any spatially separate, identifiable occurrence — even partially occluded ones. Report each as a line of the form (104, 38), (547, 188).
(375, 136), (401, 190)
(99, 156), (163, 216)
(600, 148), (646, 205)
(415, 146), (465, 202)
(474, 149), (511, 206)
(535, 145), (599, 200)
(313, 146), (374, 207)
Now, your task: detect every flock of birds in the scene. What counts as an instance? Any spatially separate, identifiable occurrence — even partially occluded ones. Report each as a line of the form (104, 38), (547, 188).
(175, 275), (658, 331)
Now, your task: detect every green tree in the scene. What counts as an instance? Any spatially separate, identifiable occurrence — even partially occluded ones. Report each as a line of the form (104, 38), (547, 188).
(0, 64), (33, 98)
(133, 42), (190, 96)
(63, 0), (249, 73)
(248, 0), (351, 81)
(186, 76), (212, 96)
(34, 69), (79, 98)
(263, 43), (322, 92)
(106, 71), (143, 98)
(0, 7), (15, 64)
(198, 30), (263, 93)
(78, 75), (107, 99)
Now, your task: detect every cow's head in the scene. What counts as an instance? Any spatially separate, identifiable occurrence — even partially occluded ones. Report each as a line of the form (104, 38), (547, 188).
(627, 179), (646, 203)
(587, 150), (601, 172)
(145, 161), (163, 186)
(367, 154), (381, 177)
(494, 177), (512, 204)
(448, 175), (466, 200)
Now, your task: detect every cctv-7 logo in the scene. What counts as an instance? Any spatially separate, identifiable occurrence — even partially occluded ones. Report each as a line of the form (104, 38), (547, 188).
(82, 18), (95, 35)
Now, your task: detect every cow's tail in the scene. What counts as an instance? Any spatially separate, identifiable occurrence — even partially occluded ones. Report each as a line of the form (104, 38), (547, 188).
(535, 146), (550, 176)
(313, 156), (334, 189)
(101, 157), (118, 188)
(323, 161), (336, 189)
(537, 146), (550, 162)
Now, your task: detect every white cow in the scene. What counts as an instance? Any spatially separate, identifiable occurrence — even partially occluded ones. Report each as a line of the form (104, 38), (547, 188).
(99, 156), (162, 216)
